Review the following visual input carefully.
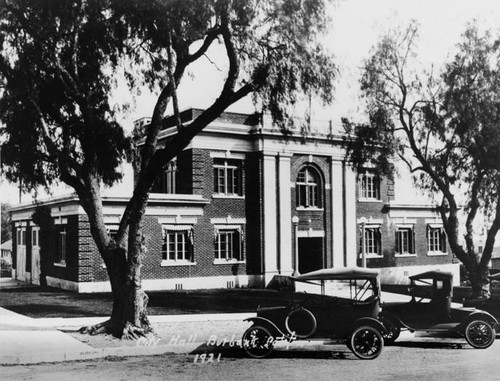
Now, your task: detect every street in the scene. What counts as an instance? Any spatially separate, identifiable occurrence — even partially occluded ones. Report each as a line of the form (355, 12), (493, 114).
(3, 339), (500, 381)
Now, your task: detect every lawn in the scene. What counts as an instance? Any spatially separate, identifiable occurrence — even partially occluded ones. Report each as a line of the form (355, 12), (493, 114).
(0, 284), (294, 318)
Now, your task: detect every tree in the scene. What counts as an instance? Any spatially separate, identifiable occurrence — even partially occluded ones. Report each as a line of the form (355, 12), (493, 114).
(0, 0), (336, 337)
(344, 22), (500, 299)
(1, 202), (11, 243)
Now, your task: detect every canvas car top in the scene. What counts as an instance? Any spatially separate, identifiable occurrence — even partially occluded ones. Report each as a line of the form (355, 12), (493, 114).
(291, 267), (380, 281)
(408, 270), (453, 282)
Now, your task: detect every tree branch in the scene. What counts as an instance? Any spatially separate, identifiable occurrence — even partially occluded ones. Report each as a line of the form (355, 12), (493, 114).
(187, 26), (221, 64)
(220, 7), (239, 95)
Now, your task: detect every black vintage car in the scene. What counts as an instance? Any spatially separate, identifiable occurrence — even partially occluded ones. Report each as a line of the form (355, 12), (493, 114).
(380, 270), (498, 349)
(241, 267), (386, 360)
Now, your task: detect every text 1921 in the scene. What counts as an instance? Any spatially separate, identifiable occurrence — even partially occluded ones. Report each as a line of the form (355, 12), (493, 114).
(193, 353), (222, 364)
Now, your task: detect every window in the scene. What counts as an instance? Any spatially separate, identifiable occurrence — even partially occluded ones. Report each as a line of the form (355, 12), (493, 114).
(17, 228), (26, 246)
(296, 167), (321, 208)
(359, 172), (380, 200)
(32, 229), (39, 247)
(213, 159), (242, 196)
(214, 228), (243, 261)
(395, 227), (415, 255)
(161, 227), (193, 263)
(427, 226), (447, 254)
(152, 160), (177, 194)
(361, 226), (381, 256)
(57, 227), (67, 264)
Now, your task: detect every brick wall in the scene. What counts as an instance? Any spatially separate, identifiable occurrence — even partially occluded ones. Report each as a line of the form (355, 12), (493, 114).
(356, 174), (453, 268)
(129, 147), (250, 281)
(44, 215), (80, 282)
(78, 214), (107, 282)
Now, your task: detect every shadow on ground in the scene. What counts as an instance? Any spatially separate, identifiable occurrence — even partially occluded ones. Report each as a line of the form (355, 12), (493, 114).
(0, 286), (294, 318)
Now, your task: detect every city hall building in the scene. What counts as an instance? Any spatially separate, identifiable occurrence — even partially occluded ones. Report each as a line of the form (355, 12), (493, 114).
(9, 108), (459, 292)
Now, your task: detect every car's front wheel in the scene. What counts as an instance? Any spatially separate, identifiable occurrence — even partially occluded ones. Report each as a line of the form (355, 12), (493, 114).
(464, 320), (495, 349)
(349, 325), (384, 360)
(242, 325), (275, 358)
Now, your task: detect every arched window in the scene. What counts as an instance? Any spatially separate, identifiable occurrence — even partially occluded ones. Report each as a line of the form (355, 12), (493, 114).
(296, 166), (321, 208)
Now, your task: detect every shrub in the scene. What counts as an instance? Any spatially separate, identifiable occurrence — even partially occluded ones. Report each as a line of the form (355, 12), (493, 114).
(0, 257), (12, 278)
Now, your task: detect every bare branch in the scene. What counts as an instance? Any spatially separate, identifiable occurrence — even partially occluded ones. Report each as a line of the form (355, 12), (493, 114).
(220, 7), (239, 95)
(397, 152), (423, 173)
(166, 29), (181, 130)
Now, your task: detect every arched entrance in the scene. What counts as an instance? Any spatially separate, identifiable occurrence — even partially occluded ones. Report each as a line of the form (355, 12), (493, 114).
(294, 164), (326, 274)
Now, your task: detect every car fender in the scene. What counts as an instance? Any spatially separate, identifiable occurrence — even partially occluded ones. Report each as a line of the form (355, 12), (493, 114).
(244, 317), (288, 338)
(461, 310), (499, 329)
(351, 317), (386, 334)
(379, 311), (413, 331)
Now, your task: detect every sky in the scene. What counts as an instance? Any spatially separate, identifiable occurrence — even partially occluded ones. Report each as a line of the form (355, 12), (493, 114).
(131, 0), (500, 128)
(2, 0), (500, 205)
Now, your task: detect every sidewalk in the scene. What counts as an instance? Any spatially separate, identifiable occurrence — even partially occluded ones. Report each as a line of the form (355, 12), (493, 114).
(0, 278), (35, 290)
(0, 305), (255, 365)
(0, 306), (105, 364)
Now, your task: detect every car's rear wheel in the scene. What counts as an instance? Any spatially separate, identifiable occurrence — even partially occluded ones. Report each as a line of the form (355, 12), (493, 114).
(380, 317), (400, 345)
(242, 325), (275, 358)
(464, 320), (495, 349)
(349, 325), (384, 360)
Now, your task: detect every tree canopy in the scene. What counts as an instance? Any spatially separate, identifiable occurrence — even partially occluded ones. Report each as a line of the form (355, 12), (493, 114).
(344, 21), (500, 297)
(0, 0), (337, 336)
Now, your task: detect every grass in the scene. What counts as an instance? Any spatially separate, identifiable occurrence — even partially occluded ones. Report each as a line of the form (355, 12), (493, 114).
(0, 284), (294, 318)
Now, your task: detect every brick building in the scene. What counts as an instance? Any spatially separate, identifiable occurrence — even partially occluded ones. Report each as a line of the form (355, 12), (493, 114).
(9, 108), (459, 292)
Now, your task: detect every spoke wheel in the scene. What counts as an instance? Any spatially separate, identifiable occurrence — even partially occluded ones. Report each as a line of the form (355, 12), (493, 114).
(242, 325), (275, 358)
(380, 317), (400, 345)
(349, 326), (384, 360)
(465, 320), (495, 349)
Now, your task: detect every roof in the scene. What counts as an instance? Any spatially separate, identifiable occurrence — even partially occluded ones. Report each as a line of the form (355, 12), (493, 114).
(1, 240), (12, 251)
(291, 267), (380, 281)
(409, 270), (453, 281)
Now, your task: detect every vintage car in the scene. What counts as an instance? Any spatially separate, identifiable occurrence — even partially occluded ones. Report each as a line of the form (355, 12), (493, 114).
(241, 267), (386, 360)
(380, 270), (498, 349)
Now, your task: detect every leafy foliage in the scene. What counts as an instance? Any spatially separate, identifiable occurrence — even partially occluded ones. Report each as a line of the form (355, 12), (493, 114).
(344, 22), (500, 297)
(0, 0), (132, 191)
(1, 202), (11, 243)
(0, 0), (336, 332)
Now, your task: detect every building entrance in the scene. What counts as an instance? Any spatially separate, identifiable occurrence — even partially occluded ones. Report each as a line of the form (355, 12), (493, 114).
(298, 237), (323, 274)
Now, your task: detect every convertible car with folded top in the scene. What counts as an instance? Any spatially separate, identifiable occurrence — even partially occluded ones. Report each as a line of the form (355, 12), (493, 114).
(241, 267), (386, 360)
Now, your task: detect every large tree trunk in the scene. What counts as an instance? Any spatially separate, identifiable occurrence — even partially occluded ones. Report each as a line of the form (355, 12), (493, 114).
(465, 257), (491, 300)
(440, 201), (492, 300)
(75, 172), (153, 338)
(80, 246), (153, 338)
